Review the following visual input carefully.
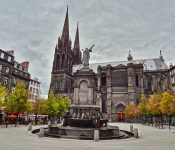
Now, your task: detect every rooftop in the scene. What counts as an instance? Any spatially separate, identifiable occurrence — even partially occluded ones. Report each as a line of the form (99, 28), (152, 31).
(73, 57), (168, 73)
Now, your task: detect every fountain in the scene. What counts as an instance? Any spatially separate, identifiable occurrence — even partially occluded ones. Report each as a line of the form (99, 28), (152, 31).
(32, 45), (133, 139)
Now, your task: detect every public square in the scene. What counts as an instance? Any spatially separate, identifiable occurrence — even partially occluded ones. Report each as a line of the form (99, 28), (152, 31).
(1, 1), (175, 150)
(0, 123), (175, 150)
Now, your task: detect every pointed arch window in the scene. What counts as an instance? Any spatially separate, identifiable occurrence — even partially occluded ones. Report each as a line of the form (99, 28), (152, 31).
(56, 55), (60, 70)
(135, 75), (139, 87)
(61, 55), (65, 69)
(101, 73), (106, 86)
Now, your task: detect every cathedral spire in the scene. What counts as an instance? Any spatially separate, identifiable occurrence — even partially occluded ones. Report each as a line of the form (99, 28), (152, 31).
(73, 22), (80, 52)
(73, 22), (82, 64)
(61, 6), (69, 43)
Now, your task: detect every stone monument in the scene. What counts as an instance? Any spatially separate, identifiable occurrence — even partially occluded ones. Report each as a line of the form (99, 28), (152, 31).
(43, 45), (127, 140)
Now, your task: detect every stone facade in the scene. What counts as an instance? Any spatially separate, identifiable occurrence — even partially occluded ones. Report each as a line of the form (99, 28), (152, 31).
(28, 78), (41, 103)
(0, 49), (14, 91)
(169, 65), (175, 92)
(0, 49), (31, 91)
(50, 9), (170, 121)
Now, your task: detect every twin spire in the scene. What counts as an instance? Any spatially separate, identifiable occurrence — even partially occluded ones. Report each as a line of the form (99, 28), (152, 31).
(61, 6), (69, 43)
(61, 6), (80, 52)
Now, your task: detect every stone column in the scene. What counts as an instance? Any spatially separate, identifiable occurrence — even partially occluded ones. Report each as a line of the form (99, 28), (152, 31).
(97, 65), (101, 90)
(106, 65), (112, 120)
(88, 87), (93, 105)
(140, 66), (144, 93)
(127, 63), (135, 103)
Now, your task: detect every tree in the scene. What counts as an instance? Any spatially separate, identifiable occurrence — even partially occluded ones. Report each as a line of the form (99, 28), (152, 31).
(125, 103), (135, 118)
(32, 98), (47, 125)
(45, 92), (59, 119)
(0, 83), (7, 108)
(160, 91), (174, 115)
(160, 91), (174, 129)
(147, 93), (162, 126)
(148, 93), (162, 116)
(137, 93), (149, 123)
(32, 98), (47, 115)
(5, 82), (30, 114)
(56, 93), (71, 117)
(45, 92), (71, 123)
(125, 102), (138, 122)
(170, 94), (175, 116)
(138, 94), (149, 116)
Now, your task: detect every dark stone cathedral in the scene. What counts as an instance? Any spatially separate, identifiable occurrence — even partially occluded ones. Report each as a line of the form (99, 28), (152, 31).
(50, 8), (170, 121)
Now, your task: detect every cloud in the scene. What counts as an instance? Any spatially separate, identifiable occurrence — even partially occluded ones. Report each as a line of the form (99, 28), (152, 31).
(0, 0), (175, 95)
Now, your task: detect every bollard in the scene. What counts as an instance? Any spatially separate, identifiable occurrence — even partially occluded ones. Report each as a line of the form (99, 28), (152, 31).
(48, 120), (51, 126)
(94, 130), (99, 141)
(134, 128), (139, 138)
(28, 122), (32, 131)
(130, 125), (134, 132)
(48, 120), (51, 133)
(38, 127), (45, 138)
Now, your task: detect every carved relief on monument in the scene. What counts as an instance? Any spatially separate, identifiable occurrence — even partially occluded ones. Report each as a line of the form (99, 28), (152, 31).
(79, 81), (88, 104)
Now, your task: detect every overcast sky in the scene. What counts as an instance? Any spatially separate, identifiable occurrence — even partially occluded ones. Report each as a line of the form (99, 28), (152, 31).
(0, 0), (175, 96)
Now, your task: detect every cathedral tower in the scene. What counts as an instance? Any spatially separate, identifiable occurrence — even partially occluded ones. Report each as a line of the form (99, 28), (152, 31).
(49, 7), (82, 96)
(73, 23), (82, 65)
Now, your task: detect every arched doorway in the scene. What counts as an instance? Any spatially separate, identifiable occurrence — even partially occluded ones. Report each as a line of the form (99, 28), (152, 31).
(115, 103), (126, 122)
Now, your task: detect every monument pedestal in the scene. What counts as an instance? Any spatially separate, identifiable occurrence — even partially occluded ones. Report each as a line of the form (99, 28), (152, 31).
(73, 66), (97, 106)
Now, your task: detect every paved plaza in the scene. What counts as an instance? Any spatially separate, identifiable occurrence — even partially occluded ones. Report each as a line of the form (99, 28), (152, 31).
(0, 123), (175, 150)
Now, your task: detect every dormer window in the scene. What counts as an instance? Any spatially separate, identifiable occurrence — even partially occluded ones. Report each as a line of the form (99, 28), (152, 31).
(0, 52), (4, 59)
(8, 56), (12, 62)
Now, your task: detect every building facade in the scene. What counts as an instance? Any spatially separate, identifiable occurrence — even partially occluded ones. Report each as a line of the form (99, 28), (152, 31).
(50, 9), (170, 121)
(0, 49), (14, 91)
(169, 65), (175, 92)
(28, 78), (41, 103)
(0, 49), (31, 91)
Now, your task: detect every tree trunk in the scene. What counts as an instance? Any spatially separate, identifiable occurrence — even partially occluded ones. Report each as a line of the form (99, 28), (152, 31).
(160, 115), (163, 129)
(169, 115), (171, 130)
(35, 113), (38, 125)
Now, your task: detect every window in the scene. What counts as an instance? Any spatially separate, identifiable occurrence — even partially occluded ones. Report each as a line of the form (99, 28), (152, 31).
(3, 77), (8, 85)
(101, 75), (106, 86)
(135, 75), (139, 87)
(0, 65), (2, 72)
(8, 56), (11, 62)
(36, 89), (39, 95)
(0, 52), (4, 59)
(5, 67), (10, 74)
(32, 94), (34, 100)
(33, 88), (35, 93)
(30, 87), (32, 91)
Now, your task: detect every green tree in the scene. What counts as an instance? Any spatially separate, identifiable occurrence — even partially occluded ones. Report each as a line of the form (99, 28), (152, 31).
(0, 83), (7, 108)
(56, 94), (71, 117)
(45, 92), (71, 123)
(5, 82), (30, 114)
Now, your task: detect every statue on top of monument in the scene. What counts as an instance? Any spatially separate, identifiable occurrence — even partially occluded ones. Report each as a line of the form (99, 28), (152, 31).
(82, 45), (95, 67)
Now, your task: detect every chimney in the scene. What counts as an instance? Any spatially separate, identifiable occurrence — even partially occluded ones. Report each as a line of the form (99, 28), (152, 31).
(21, 61), (29, 71)
(5, 50), (14, 56)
